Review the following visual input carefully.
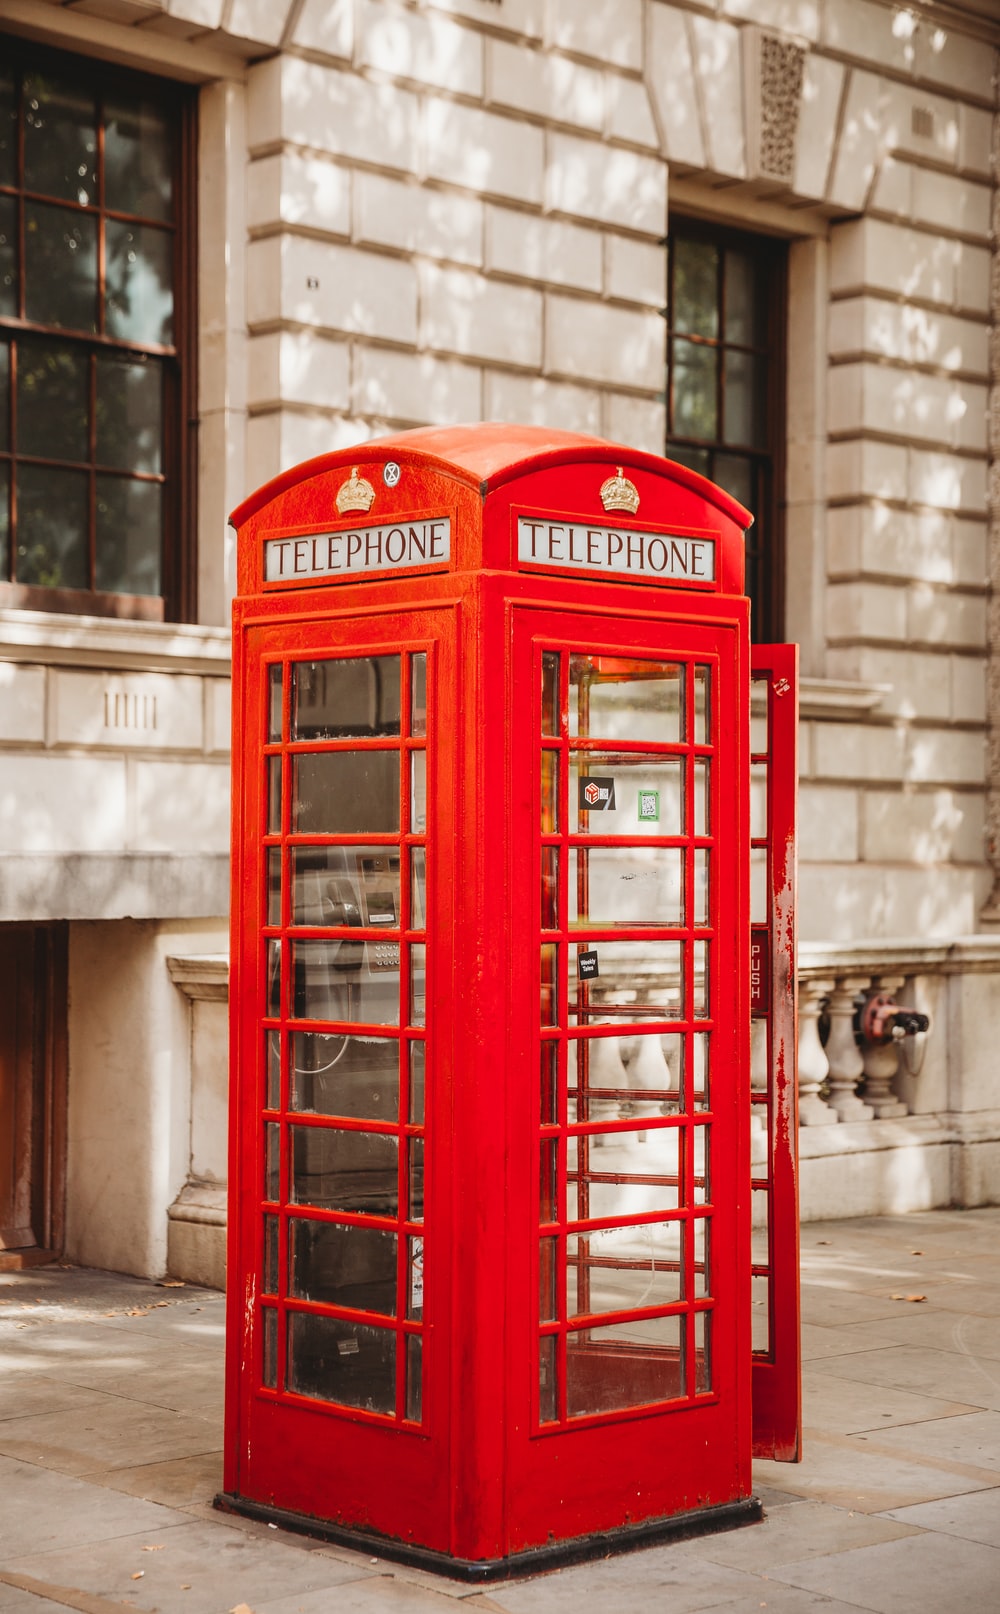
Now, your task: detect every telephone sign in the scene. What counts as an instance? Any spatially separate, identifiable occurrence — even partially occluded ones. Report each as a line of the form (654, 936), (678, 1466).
(223, 424), (800, 1578)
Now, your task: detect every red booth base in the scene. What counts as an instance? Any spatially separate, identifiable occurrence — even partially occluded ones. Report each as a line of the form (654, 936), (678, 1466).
(213, 1492), (764, 1582)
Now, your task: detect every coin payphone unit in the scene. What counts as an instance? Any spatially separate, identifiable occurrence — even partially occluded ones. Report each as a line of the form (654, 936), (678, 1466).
(223, 425), (800, 1578)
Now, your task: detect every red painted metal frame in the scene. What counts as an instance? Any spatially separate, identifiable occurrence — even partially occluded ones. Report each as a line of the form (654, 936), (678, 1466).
(227, 425), (792, 1570)
(749, 645), (801, 1461)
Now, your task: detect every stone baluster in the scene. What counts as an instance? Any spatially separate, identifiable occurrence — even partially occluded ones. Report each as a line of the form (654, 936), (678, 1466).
(860, 975), (908, 1118)
(797, 977), (838, 1125)
(825, 973), (874, 1122)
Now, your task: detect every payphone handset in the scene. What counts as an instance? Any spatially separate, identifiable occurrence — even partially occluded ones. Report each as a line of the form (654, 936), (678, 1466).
(321, 853), (400, 979)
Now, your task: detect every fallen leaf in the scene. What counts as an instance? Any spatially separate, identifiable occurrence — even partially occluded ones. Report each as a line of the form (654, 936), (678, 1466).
(158, 1279), (185, 1288)
(912, 1250), (924, 1256)
(181, 1585), (191, 1591)
(131, 1571), (144, 1580)
(230, 1603), (255, 1614)
(905, 1294), (927, 1303)
(127, 1309), (150, 1318)
(142, 1544), (165, 1552)
(816, 1240), (830, 1246)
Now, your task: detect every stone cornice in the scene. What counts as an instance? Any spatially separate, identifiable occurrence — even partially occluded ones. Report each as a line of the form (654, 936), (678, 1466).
(0, 610), (232, 677)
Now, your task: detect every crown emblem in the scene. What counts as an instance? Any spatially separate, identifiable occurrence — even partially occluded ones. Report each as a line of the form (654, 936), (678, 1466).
(335, 467), (376, 515)
(600, 466), (640, 515)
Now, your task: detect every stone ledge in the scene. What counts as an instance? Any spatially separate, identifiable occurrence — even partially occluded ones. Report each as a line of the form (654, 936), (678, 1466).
(800, 935), (1000, 977)
(0, 854), (230, 923)
(0, 609), (232, 676)
(798, 676), (889, 719)
(167, 953), (230, 1001)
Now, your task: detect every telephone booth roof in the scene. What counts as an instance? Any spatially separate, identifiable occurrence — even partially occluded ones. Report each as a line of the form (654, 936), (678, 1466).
(230, 422), (753, 532)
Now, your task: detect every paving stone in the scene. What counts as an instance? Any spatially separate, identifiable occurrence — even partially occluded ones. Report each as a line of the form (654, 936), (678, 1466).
(681, 1496), (918, 1572)
(463, 1548), (758, 1613)
(854, 1411), (1000, 1473)
(0, 1375), (109, 1424)
(0, 1453), (179, 1557)
(82, 1451), (223, 1509)
(0, 1400), (221, 1478)
(885, 1486), (1000, 1548)
(754, 1429), (997, 1512)
(769, 1529), (1000, 1613)
(799, 1283), (925, 1328)
(814, 1345), (1000, 1412)
(802, 1368), (977, 1434)
(252, 1572), (474, 1611)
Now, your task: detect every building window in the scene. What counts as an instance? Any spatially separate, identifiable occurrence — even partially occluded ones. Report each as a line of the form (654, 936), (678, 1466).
(0, 43), (195, 620)
(665, 221), (786, 642)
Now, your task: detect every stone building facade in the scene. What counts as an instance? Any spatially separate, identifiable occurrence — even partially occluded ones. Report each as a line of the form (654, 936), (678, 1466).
(0, 0), (997, 1284)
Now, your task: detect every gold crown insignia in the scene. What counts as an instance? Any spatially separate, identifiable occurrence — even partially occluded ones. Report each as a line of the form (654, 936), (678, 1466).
(335, 467), (376, 515)
(600, 466), (640, 515)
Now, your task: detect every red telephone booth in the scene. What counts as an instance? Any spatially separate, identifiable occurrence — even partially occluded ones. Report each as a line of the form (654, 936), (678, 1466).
(222, 424), (800, 1578)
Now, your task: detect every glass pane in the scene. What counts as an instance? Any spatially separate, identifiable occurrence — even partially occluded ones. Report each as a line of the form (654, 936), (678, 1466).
(410, 652), (426, 737)
(293, 657), (401, 739)
(694, 849), (709, 927)
(408, 1235), (424, 1320)
(405, 1333), (422, 1421)
(0, 195), (15, 317)
(409, 944), (426, 1028)
(751, 1275), (769, 1352)
(569, 756), (683, 836)
(0, 67), (15, 189)
(568, 939), (683, 1024)
(693, 1217), (710, 1298)
(290, 1032), (399, 1120)
(266, 938), (281, 1018)
(408, 1042), (425, 1125)
(751, 763), (768, 839)
(695, 1310), (712, 1391)
(541, 942), (558, 1025)
(541, 749), (558, 833)
(672, 237), (718, 338)
(0, 343), (8, 451)
(691, 1033), (709, 1110)
(262, 1307), (277, 1388)
(96, 353), (162, 472)
(540, 1041), (557, 1124)
(286, 1311), (395, 1413)
(672, 337), (717, 441)
(292, 751), (399, 835)
(268, 664), (283, 742)
(292, 940), (399, 1025)
(713, 452), (754, 512)
(539, 1137), (557, 1222)
(694, 760), (709, 838)
(23, 73), (97, 204)
(17, 339), (88, 461)
(267, 847), (281, 926)
(267, 755), (282, 834)
(15, 463), (88, 589)
(569, 658), (683, 744)
(750, 680), (769, 754)
(568, 1033), (682, 1125)
(693, 940), (709, 1017)
(752, 1186), (770, 1269)
(567, 1127), (681, 1221)
(410, 846), (426, 929)
(408, 1136), (424, 1222)
(95, 475), (162, 595)
(290, 1125), (399, 1216)
(569, 846), (683, 928)
(723, 350), (765, 449)
(724, 248), (763, 346)
(666, 443), (709, 478)
(263, 1214), (278, 1296)
(289, 1217), (396, 1315)
(539, 1334), (557, 1422)
(567, 1221), (682, 1317)
(105, 219), (173, 345)
(541, 846), (558, 929)
(541, 650), (560, 735)
(566, 1314), (683, 1417)
(694, 667), (710, 746)
(292, 845), (400, 928)
(265, 1122), (280, 1201)
(693, 1125), (710, 1205)
(751, 847), (768, 925)
(266, 1030), (280, 1110)
(411, 750), (426, 832)
(104, 95), (172, 222)
(24, 202), (97, 332)
(0, 464), (7, 582)
(539, 1236), (557, 1322)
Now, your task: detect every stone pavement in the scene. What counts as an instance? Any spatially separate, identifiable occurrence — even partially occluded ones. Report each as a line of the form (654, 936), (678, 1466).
(1, 1208), (999, 1614)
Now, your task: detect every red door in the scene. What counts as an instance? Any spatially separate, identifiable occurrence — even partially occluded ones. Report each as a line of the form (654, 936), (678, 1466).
(226, 606), (457, 1549)
(504, 603), (753, 1547)
(749, 645), (801, 1461)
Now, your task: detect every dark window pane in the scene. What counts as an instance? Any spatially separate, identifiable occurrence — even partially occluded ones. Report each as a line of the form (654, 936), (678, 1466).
(672, 238), (718, 338)
(290, 1124), (399, 1216)
(104, 95), (172, 222)
(96, 354), (162, 473)
(724, 249), (764, 346)
(672, 337), (717, 441)
(292, 657), (401, 739)
(667, 443), (710, 478)
(292, 939), (399, 1026)
(287, 1311), (395, 1413)
(105, 219), (173, 344)
(290, 1218), (397, 1315)
(16, 463), (88, 589)
(292, 751), (400, 835)
(24, 202), (97, 332)
(95, 475), (161, 595)
(23, 73), (97, 205)
(0, 341), (8, 450)
(566, 1315), (683, 1418)
(0, 66), (15, 188)
(291, 1032), (399, 1121)
(712, 454), (754, 512)
(17, 338), (89, 461)
(723, 350), (766, 448)
(0, 194), (18, 317)
(0, 464), (8, 581)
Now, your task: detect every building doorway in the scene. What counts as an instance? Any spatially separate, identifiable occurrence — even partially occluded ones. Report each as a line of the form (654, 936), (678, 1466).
(0, 924), (67, 1269)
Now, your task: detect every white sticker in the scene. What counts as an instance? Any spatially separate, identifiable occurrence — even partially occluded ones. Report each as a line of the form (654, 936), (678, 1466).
(383, 461), (401, 487)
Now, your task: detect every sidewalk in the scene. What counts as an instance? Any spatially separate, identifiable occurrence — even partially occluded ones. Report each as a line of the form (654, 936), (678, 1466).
(2, 1208), (999, 1613)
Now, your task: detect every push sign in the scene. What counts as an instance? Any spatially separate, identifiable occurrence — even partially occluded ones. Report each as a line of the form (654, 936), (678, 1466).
(579, 777), (616, 812)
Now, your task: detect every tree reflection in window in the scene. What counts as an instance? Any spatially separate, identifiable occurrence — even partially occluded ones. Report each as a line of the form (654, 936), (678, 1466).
(0, 48), (189, 614)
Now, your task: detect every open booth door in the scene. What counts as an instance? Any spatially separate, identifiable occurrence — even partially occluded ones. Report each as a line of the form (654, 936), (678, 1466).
(749, 645), (801, 1462)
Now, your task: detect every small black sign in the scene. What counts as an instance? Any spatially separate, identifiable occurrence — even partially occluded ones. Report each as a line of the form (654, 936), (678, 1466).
(578, 949), (599, 980)
(579, 776), (616, 812)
